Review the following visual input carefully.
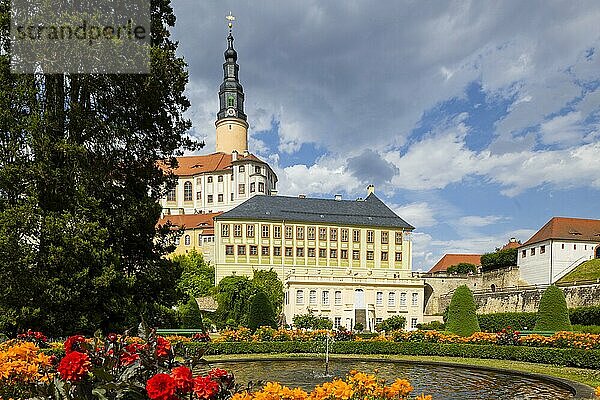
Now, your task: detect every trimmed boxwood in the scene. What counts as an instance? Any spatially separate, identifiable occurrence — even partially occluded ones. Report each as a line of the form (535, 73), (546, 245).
(181, 341), (600, 369)
(535, 285), (572, 331)
(446, 285), (480, 336)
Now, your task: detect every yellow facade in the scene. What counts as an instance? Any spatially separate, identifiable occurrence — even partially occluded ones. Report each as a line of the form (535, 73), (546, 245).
(214, 220), (412, 282)
(215, 117), (249, 154)
(169, 228), (216, 262)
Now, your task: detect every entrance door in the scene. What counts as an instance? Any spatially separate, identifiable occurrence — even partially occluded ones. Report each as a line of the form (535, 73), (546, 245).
(354, 289), (366, 330)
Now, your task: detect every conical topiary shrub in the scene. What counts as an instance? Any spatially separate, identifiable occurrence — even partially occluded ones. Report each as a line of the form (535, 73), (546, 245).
(446, 285), (480, 336)
(534, 285), (572, 331)
(247, 290), (277, 331)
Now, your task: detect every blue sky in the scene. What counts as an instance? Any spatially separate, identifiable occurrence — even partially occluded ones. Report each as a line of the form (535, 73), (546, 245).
(171, 1), (600, 271)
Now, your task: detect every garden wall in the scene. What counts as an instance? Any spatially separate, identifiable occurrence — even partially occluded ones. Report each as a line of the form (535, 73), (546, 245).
(437, 283), (600, 314)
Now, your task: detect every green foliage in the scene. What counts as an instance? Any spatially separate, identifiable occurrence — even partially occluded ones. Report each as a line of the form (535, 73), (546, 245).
(375, 315), (406, 332)
(535, 285), (572, 331)
(173, 250), (214, 298)
(292, 313), (333, 330)
(446, 263), (477, 274)
(213, 270), (284, 329)
(179, 296), (205, 331)
(477, 312), (537, 332)
(214, 275), (254, 329)
(558, 259), (600, 283)
(251, 269), (284, 317)
(182, 341), (600, 370)
(0, 0), (198, 336)
(416, 321), (445, 331)
(570, 306), (600, 326)
(446, 285), (480, 336)
(247, 291), (277, 332)
(145, 303), (181, 329)
(353, 323), (364, 332)
(480, 248), (517, 272)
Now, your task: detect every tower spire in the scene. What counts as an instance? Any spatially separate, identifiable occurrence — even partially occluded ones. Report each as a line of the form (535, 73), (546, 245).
(215, 12), (249, 154)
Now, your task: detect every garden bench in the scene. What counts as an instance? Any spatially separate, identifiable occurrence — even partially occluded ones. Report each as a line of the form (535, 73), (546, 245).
(155, 329), (204, 336)
(517, 330), (555, 337)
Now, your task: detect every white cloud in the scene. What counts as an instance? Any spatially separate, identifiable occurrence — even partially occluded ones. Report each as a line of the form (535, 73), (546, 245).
(457, 215), (506, 228)
(392, 202), (437, 228)
(539, 111), (584, 146)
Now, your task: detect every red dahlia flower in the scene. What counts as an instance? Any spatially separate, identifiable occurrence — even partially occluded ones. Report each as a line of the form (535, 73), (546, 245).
(120, 343), (146, 366)
(155, 336), (172, 358)
(64, 335), (86, 354)
(193, 376), (220, 399)
(146, 373), (177, 400)
(57, 351), (91, 382)
(171, 365), (194, 393)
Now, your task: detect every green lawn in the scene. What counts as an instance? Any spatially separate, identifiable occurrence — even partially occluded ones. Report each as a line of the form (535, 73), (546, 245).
(559, 258), (600, 283)
(204, 353), (600, 389)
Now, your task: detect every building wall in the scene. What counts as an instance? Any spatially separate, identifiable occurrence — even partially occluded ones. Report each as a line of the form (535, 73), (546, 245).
(518, 239), (599, 285)
(161, 160), (277, 215)
(169, 229), (216, 263)
(214, 220), (412, 282)
(284, 271), (424, 331)
(214, 219), (421, 331)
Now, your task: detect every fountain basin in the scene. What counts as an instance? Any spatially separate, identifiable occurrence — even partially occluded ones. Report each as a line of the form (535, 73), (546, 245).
(208, 357), (595, 399)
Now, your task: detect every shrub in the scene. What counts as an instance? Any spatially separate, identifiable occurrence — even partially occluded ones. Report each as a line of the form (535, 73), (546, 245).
(477, 312), (537, 332)
(446, 285), (480, 336)
(535, 285), (572, 331)
(375, 315), (406, 332)
(292, 313), (332, 330)
(569, 306), (600, 326)
(446, 263), (477, 274)
(572, 324), (600, 334)
(354, 323), (364, 332)
(247, 291), (277, 332)
(480, 248), (517, 272)
(179, 296), (205, 331)
(416, 321), (445, 331)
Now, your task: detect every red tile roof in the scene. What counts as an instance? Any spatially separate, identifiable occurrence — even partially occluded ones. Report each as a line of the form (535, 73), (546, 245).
(523, 217), (600, 246)
(157, 212), (221, 231)
(160, 152), (266, 176)
(428, 254), (482, 273)
(501, 239), (521, 250)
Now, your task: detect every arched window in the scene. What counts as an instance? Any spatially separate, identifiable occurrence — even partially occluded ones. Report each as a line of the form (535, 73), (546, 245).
(184, 235), (190, 246)
(183, 181), (192, 201)
(490, 284), (496, 293)
(227, 96), (234, 107)
(596, 245), (600, 259)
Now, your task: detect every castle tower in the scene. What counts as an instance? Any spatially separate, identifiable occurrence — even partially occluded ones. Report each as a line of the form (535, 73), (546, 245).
(215, 19), (249, 154)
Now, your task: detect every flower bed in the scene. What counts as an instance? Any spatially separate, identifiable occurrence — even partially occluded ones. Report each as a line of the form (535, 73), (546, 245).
(0, 331), (430, 400)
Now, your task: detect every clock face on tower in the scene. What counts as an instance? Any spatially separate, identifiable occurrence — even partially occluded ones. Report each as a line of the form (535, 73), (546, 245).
(226, 107), (236, 117)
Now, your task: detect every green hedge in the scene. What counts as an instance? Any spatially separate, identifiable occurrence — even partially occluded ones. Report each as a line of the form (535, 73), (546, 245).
(570, 307), (600, 326)
(180, 341), (600, 369)
(477, 307), (600, 332)
(477, 312), (537, 332)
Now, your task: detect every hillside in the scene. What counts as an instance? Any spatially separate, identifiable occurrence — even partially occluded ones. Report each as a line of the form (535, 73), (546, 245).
(558, 259), (600, 283)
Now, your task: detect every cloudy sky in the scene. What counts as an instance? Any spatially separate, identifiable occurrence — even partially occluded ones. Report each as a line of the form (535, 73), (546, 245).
(171, 1), (600, 271)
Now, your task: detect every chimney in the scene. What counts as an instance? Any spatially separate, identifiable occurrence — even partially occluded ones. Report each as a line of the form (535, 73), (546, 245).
(367, 184), (375, 195)
(509, 237), (516, 243)
(334, 194), (342, 201)
(298, 194), (306, 199)
(271, 190), (278, 196)
(231, 150), (238, 161)
(243, 150), (249, 157)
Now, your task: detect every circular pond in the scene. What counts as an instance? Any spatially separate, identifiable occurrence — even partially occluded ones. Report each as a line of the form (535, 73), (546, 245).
(210, 359), (574, 399)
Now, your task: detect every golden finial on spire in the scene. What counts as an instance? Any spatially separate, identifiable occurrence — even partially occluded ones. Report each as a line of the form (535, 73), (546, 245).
(226, 11), (235, 32)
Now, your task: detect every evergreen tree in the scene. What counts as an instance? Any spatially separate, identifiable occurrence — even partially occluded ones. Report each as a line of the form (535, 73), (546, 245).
(251, 269), (284, 316)
(0, 0), (198, 335)
(214, 275), (254, 328)
(446, 285), (480, 336)
(535, 285), (572, 331)
(179, 296), (205, 331)
(247, 291), (277, 332)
